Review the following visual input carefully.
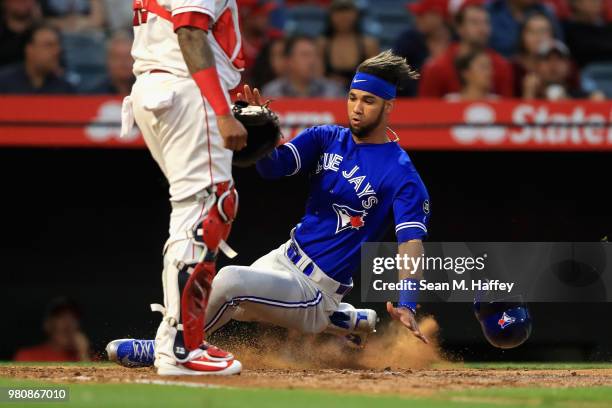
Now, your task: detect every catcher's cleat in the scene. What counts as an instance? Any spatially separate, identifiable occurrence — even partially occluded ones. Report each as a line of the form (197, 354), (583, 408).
(106, 339), (155, 368)
(156, 342), (242, 376)
(328, 307), (378, 349)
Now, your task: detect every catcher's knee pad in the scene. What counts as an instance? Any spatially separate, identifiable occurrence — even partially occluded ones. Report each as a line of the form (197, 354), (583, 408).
(192, 181), (239, 260)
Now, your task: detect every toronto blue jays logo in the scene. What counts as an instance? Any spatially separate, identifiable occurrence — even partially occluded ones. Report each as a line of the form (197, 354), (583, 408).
(498, 312), (516, 329)
(332, 204), (367, 234)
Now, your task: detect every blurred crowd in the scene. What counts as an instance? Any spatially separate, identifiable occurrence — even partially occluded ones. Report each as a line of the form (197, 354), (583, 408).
(1, 0), (611, 100)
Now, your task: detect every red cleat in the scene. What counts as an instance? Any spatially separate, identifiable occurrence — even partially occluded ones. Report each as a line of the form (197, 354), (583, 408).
(157, 343), (242, 376)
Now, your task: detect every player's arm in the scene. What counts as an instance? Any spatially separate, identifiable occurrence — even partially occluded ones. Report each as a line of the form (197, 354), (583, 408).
(386, 239), (428, 344)
(255, 125), (326, 179)
(176, 26), (247, 151)
(386, 174), (431, 343)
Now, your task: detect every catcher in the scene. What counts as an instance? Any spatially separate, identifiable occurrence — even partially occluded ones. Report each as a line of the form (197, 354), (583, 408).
(124, 0), (250, 377)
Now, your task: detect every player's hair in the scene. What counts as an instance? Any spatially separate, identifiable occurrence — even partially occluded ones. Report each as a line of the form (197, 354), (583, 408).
(44, 297), (81, 320)
(356, 50), (419, 86)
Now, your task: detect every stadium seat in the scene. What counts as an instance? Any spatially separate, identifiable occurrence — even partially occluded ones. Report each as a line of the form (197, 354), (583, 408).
(580, 62), (612, 98)
(363, 1), (413, 50)
(285, 5), (328, 36)
(61, 32), (108, 92)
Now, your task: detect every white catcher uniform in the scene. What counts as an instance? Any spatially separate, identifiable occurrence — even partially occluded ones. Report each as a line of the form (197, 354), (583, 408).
(127, 0), (244, 202)
(122, 0), (246, 371)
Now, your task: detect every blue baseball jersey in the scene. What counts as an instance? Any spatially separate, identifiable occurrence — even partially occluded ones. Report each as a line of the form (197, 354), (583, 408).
(256, 125), (430, 285)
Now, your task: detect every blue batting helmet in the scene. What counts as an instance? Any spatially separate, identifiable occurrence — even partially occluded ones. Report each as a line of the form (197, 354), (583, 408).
(474, 298), (532, 349)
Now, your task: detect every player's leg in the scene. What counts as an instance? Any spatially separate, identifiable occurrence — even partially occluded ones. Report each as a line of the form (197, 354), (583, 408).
(325, 303), (379, 348)
(107, 242), (331, 368)
(204, 242), (337, 336)
(204, 243), (378, 346)
(107, 242), (375, 367)
(131, 72), (233, 202)
(130, 72), (172, 180)
(130, 73), (240, 375)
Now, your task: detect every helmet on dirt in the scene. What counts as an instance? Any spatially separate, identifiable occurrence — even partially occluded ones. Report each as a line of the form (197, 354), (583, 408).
(474, 298), (532, 349)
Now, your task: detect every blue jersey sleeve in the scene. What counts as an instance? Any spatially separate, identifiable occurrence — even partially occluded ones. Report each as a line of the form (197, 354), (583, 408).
(393, 174), (430, 242)
(256, 126), (326, 179)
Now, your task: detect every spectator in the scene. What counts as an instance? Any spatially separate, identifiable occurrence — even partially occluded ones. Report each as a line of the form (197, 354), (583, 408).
(239, 0), (279, 70)
(394, 0), (452, 96)
(563, 0), (612, 67)
(14, 298), (90, 362)
(0, 24), (74, 94)
(285, 0), (331, 5)
(606, 0), (612, 21)
(40, 0), (106, 32)
(487, 0), (562, 58)
(87, 31), (134, 95)
(523, 39), (602, 99)
(317, 0), (379, 89)
(0, 0), (41, 66)
(544, 0), (572, 19)
(248, 36), (286, 90)
(513, 12), (555, 96)
(446, 50), (498, 100)
(262, 35), (344, 98)
(418, 4), (514, 98)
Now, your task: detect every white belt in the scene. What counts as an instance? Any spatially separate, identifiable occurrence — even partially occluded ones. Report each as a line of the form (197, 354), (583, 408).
(284, 233), (353, 301)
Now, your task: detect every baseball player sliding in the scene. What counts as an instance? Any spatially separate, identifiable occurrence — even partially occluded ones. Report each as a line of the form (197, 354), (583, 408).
(121, 0), (249, 376)
(109, 50), (431, 374)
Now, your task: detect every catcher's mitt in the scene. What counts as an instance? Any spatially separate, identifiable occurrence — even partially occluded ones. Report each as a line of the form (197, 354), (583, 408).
(231, 100), (281, 168)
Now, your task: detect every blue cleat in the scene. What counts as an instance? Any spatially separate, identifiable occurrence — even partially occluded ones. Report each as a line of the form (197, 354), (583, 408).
(106, 339), (155, 368)
(327, 306), (378, 349)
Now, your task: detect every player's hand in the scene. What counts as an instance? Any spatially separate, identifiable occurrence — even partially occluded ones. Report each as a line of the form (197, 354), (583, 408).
(236, 84), (264, 106)
(386, 301), (429, 344)
(217, 114), (247, 151)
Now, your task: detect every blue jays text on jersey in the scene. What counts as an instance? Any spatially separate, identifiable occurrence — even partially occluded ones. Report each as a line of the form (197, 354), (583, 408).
(256, 125), (430, 286)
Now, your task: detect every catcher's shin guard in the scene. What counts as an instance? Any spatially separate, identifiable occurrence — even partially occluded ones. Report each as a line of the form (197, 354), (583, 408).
(180, 181), (238, 350)
(156, 182), (239, 358)
(182, 181), (238, 351)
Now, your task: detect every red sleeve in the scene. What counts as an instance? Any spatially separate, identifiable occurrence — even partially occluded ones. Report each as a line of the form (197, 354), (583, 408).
(492, 54), (515, 98)
(173, 11), (210, 32)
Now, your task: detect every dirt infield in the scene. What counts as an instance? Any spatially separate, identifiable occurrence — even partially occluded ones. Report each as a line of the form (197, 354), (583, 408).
(3, 365), (612, 397)
(3, 319), (612, 396)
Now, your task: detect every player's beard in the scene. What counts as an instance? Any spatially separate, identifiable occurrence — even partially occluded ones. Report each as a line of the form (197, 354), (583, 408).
(350, 106), (385, 139)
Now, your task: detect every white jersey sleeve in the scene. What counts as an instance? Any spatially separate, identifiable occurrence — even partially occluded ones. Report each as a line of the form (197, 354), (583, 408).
(168, 0), (214, 19)
(132, 0), (243, 89)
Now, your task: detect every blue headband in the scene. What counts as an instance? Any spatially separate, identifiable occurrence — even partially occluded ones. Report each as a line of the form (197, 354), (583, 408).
(350, 72), (396, 100)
